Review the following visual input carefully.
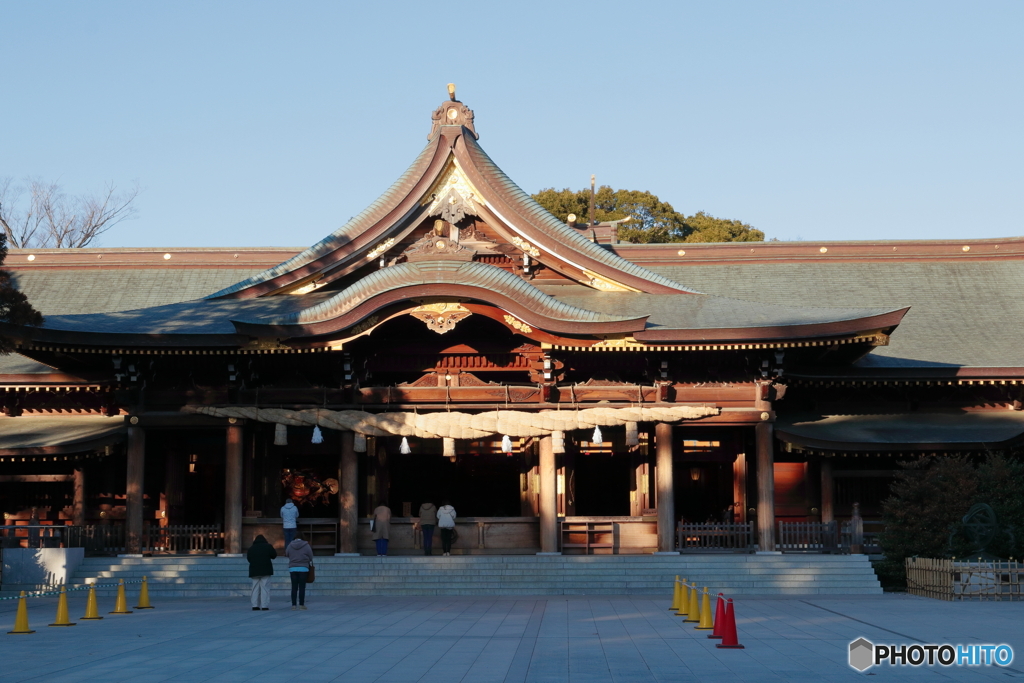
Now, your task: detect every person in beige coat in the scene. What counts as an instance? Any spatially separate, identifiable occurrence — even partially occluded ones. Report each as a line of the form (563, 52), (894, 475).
(418, 501), (438, 556)
(372, 502), (392, 556)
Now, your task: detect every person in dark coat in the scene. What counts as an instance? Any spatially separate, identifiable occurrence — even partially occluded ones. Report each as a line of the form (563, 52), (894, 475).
(247, 534), (277, 610)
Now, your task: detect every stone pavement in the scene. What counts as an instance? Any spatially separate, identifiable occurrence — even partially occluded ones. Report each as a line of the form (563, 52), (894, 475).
(1, 593), (1022, 682)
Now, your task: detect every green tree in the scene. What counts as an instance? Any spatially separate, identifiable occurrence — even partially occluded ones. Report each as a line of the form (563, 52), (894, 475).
(531, 186), (764, 243)
(0, 233), (43, 353)
(876, 453), (1024, 589)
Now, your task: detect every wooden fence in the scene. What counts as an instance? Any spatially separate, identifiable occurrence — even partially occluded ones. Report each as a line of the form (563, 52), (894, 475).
(906, 557), (1023, 601)
(63, 524), (223, 555)
(144, 525), (224, 554)
(677, 523), (754, 552)
(776, 521), (839, 552)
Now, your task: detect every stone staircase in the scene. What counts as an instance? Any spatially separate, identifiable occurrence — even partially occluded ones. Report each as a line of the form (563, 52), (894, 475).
(67, 554), (881, 597)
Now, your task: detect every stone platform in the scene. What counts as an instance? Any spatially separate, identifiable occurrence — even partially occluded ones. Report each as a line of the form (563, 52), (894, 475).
(60, 554), (881, 598)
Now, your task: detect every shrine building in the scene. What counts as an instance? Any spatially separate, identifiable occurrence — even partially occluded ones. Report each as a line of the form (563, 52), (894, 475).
(2, 90), (1023, 559)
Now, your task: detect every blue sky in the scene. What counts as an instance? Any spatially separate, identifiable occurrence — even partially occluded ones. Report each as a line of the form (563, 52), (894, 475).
(3, 1), (1022, 247)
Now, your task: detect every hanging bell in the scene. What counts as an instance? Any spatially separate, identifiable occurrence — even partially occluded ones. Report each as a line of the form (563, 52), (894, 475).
(274, 423), (288, 446)
(443, 437), (456, 459)
(311, 425), (324, 444)
(625, 422), (639, 447)
(400, 437), (412, 454)
(353, 433), (367, 453)
(501, 434), (513, 454)
(552, 431), (565, 454)
(592, 425), (603, 445)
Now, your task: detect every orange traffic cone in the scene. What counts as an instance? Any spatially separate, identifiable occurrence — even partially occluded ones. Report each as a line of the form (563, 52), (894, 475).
(81, 585), (103, 620)
(109, 579), (133, 614)
(695, 588), (714, 630)
(48, 585), (76, 627)
(715, 598), (744, 649)
(684, 582), (700, 622)
(708, 593), (726, 639)
(7, 592), (35, 634)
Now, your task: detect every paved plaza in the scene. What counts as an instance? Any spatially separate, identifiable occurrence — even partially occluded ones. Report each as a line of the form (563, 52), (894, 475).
(1, 592), (1022, 682)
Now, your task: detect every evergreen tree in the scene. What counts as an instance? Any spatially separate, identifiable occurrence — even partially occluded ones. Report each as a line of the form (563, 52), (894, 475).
(531, 186), (764, 243)
(0, 234), (43, 353)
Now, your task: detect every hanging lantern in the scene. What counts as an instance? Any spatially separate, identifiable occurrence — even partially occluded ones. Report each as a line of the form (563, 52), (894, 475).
(311, 425), (324, 444)
(501, 434), (513, 454)
(552, 431), (565, 454)
(591, 425), (603, 445)
(443, 437), (456, 460)
(274, 423), (288, 446)
(400, 437), (412, 454)
(625, 422), (639, 447)
(353, 433), (367, 453)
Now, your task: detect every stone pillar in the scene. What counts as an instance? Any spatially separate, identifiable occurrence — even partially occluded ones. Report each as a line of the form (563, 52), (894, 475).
(820, 458), (834, 524)
(224, 421), (244, 556)
(755, 421), (776, 552)
(125, 424), (145, 556)
(338, 431), (359, 555)
(655, 423), (677, 553)
(538, 435), (559, 554)
(72, 466), (86, 527)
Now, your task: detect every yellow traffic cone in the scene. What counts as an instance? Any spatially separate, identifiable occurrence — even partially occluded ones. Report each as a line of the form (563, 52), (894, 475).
(695, 588), (714, 630)
(81, 585), (103, 620)
(684, 582), (700, 622)
(669, 576), (681, 611)
(48, 585), (76, 627)
(7, 591), (35, 634)
(676, 582), (690, 616)
(109, 579), (133, 614)
(134, 576), (154, 609)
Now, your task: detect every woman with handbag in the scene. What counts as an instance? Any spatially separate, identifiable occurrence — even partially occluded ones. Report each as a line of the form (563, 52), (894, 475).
(437, 500), (457, 556)
(285, 532), (314, 610)
(372, 501), (392, 556)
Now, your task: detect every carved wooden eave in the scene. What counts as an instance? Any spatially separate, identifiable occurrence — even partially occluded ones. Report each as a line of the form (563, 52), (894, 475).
(228, 259), (650, 339)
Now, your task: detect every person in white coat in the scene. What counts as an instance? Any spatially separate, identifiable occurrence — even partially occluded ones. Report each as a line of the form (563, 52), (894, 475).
(437, 500), (457, 556)
(280, 499), (300, 546)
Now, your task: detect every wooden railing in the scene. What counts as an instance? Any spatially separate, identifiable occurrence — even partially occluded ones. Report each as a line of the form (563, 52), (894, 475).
(776, 521), (839, 553)
(144, 525), (223, 554)
(907, 557), (1023, 601)
(841, 521), (883, 554)
(1, 524), (73, 549)
(676, 522), (754, 552)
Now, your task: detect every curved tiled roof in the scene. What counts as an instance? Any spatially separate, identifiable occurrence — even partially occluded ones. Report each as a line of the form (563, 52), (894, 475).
(457, 134), (697, 294)
(205, 137), (443, 299)
(233, 260), (642, 328)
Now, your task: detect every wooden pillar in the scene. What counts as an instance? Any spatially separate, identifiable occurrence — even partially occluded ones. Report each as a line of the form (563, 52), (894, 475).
(125, 424), (145, 555)
(72, 466), (86, 527)
(755, 422), (776, 552)
(338, 431), (358, 554)
(820, 458), (834, 524)
(538, 435), (559, 553)
(224, 421), (243, 555)
(732, 451), (747, 524)
(655, 422), (676, 552)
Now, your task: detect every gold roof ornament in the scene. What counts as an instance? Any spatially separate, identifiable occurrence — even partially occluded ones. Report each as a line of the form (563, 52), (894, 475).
(448, 83), (456, 101)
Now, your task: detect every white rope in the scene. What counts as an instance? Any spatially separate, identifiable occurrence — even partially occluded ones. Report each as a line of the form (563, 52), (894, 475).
(181, 404), (720, 439)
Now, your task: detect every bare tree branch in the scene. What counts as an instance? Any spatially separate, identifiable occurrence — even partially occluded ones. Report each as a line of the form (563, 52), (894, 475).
(0, 177), (139, 248)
